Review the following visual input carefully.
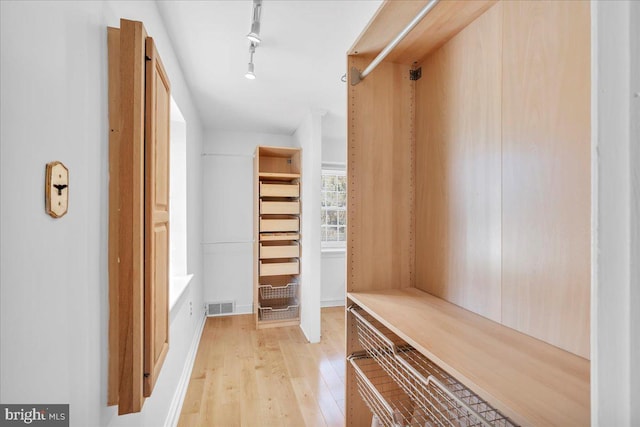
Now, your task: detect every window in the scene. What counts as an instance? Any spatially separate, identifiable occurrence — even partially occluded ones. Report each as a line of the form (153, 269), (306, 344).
(321, 168), (347, 249)
(169, 96), (193, 310)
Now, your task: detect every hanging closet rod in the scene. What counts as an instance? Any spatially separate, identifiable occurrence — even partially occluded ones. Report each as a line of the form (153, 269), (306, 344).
(350, 0), (440, 85)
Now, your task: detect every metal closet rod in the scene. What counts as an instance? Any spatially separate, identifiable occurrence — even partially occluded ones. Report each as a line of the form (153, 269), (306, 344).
(351, 0), (440, 85)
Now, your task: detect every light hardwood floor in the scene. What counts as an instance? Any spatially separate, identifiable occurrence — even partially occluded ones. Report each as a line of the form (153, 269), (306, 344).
(178, 307), (346, 427)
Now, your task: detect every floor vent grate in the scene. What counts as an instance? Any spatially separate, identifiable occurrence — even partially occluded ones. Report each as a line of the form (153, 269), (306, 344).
(207, 301), (235, 316)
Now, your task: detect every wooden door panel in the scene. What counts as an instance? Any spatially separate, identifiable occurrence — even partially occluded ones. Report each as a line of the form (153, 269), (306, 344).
(115, 18), (147, 415)
(108, 18), (171, 414)
(154, 75), (170, 209)
(153, 223), (169, 361)
(144, 35), (171, 397)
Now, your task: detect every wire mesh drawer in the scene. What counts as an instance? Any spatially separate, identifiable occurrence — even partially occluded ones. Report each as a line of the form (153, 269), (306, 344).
(259, 283), (298, 300)
(258, 301), (299, 321)
(350, 353), (431, 427)
(349, 306), (518, 427)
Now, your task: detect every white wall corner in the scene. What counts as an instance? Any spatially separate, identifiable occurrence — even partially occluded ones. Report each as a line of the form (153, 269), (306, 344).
(294, 111), (324, 343)
(592, 0), (638, 425)
(629, 0), (640, 424)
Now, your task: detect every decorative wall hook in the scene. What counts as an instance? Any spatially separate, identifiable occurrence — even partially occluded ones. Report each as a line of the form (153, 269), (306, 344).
(45, 161), (69, 218)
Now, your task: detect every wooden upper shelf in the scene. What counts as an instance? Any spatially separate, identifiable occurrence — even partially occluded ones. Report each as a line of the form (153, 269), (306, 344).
(348, 288), (590, 427)
(349, 0), (497, 65)
(258, 172), (300, 181)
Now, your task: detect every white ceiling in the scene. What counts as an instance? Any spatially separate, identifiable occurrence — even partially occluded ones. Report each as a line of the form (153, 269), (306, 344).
(156, 0), (382, 141)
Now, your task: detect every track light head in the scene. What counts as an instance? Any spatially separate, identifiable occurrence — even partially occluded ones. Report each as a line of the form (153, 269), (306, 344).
(245, 62), (256, 80)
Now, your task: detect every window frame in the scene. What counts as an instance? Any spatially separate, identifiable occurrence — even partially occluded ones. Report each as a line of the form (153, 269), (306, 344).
(321, 164), (347, 251)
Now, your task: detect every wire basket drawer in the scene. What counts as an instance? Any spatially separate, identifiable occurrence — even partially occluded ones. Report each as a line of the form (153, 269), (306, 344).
(259, 283), (298, 300)
(258, 300), (299, 321)
(348, 306), (518, 427)
(350, 353), (431, 427)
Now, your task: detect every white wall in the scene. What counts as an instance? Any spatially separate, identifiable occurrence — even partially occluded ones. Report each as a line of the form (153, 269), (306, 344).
(631, 2), (640, 421)
(593, 1), (639, 425)
(202, 130), (294, 313)
(0, 2), (204, 427)
(294, 111), (324, 343)
(321, 137), (347, 165)
(321, 252), (346, 307)
(320, 135), (347, 307)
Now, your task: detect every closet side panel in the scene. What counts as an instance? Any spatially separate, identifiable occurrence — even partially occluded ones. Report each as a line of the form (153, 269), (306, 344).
(414, 3), (502, 322)
(346, 57), (414, 293)
(346, 57), (414, 427)
(501, 0), (590, 358)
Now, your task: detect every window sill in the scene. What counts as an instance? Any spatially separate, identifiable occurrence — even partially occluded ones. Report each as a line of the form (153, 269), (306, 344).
(321, 247), (346, 255)
(170, 274), (194, 312)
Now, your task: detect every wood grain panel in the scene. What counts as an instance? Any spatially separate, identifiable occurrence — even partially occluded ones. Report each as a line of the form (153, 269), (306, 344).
(117, 18), (146, 415)
(253, 151), (259, 324)
(501, 0), (591, 358)
(349, 0), (496, 65)
(107, 26), (120, 407)
(415, 3), (502, 322)
(143, 35), (171, 397)
(389, 0), (498, 65)
(349, 289), (590, 426)
(347, 56), (413, 294)
(345, 299), (370, 427)
(348, 0), (427, 56)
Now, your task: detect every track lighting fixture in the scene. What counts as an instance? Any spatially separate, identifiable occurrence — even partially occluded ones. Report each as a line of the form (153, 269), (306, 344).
(247, 0), (262, 45)
(245, 42), (257, 80)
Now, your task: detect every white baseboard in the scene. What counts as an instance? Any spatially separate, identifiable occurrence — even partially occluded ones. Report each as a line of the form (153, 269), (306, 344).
(164, 313), (207, 427)
(321, 299), (345, 308)
(300, 321), (321, 344)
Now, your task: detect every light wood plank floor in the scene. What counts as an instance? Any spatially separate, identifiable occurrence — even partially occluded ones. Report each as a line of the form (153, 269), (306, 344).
(178, 307), (346, 427)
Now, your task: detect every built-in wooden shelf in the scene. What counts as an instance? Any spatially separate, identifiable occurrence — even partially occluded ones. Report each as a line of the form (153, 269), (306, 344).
(258, 172), (301, 180)
(348, 288), (590, 427)
(254, 145), (302, 330)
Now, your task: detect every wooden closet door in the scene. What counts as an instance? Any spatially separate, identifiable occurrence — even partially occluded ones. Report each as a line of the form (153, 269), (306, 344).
(143, 36), (171, 397)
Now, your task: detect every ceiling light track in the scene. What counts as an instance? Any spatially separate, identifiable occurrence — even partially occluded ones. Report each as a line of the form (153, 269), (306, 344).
(247, 0), (262, 45)
(245, 0), (262, 79)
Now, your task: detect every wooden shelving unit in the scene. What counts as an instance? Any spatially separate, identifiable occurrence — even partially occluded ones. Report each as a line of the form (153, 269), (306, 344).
(346, 0), (590, 426)
(254, 146), (302, 329)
